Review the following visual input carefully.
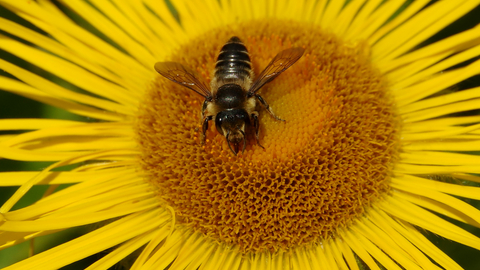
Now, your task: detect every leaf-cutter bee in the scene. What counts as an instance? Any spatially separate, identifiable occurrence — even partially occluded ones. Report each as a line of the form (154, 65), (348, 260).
(154, 36), (304, 155)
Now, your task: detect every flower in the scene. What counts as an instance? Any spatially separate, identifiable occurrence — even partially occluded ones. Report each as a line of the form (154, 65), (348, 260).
(1, 0), (480, 269)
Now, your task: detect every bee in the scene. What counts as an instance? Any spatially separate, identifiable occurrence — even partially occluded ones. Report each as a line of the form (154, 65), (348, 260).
(154, 36), (304, 155)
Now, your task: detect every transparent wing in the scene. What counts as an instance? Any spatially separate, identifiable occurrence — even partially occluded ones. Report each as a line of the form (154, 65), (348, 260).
(248, 47), (305, 95)
(154, 62), (212, 98)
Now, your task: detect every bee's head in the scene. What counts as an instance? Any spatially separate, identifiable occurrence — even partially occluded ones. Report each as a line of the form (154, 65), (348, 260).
(215, 109), (250, 155)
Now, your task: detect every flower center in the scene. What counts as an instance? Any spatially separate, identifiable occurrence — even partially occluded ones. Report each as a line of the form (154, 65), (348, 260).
(135, 20), (401, 252)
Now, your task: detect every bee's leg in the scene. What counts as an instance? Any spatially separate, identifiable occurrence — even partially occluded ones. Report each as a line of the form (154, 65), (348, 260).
(251, 112), (265, 149)
(255, 94), (285, 121)
(196, 100), (210, 132)
(225, 131), (237, 155)
(201, 99), (209, 120)
(239, 129), (247, 154)
(201, 115), (213, 145)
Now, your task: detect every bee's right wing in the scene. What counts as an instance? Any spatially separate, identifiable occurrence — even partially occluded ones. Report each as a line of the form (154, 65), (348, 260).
(154, 62), (212, 99)
(248, 47), (304, 95)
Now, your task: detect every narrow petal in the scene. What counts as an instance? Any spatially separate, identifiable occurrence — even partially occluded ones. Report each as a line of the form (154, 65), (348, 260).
(0, 167), (134, 186)
(1, 209), (165, 270)
(394, 163), (480, 175)
(196, 246), (226, 270)
(168, 232), (216, 270)
(400, 87), (480, 114)
(400, 151), (480, 166)
(331, 0), (367, 36)
(3, 171), (141, 221)
(392, 44), (480, 89)
(368, 0), (431, 45)
(3, 1), (151, 75)
(0, 60), (134, 116)
(0, 77), (124, 122)
(0, 196), (156, 232)
(1, 122), (133, 147)
(354, 216), (436, 269)
(85, 231), (155, 270)
(0, 231), (58, 250)
(403, 99), (480, 123)
(404, 116), (480, 133)
(376, 18), (480, 73)
(0, 17), (147, 95)
(88, 0), (162, 56)
(0, 119), (83, 130)
(343, 229), (381, 270)
(370, 208), (462, 270)
(308, 245), (333, 270)
(144, 229), (193, 270)
(216, 247), (242, 270)
(58, 1), (155, 67)
(271, 251), (290, 270)
(343, 0), (383, 39)
(344, 0), (405, 40)
(356, 1), (406, 40)
(142, 0), (187, 47)
(350, 229), (407, 270)
(326, 238), (349, 270)
(0, 38), (138, 108)
(373, 1), (479, 62)
(0, 150), (138, 213)
(396, 59), (480, 107)
(292, 246), (312, 270)
(319, 0), (344, 28)
(401, 123), (480, 141)
(453, 173), (480, 184)
(380, 196), (480, 250)
(131, 221), (174, 269)
(364, 211), (440, 269)
(404, 140), (480, 152)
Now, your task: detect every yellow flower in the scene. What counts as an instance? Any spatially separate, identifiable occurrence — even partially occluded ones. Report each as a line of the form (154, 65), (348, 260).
(1, 0), (480, 269)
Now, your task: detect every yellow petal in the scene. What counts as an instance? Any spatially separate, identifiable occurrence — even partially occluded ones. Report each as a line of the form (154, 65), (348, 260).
(2, 209), (164, 270)
(368, 0), (430, 45)
(3, 173), (144, 221)
(380, 23), (480, 74)
(401, 123), (480, 141)
(85, 231), (155, 270)
(380, 196), (480, 250)
(0, 167), (132, 186)
(400, 151), (480, 166)
(396, 58), (480, 107)
(400, 87), (480, 114)
(373, 1), (479, 61)
(342, 229), (381, 270)
(395, 174), (480, 200)
(370, 208), (461, 270)
(0, 38), (138, 108)
(403, 99), (480, 123)
(394, 163), (480, 174)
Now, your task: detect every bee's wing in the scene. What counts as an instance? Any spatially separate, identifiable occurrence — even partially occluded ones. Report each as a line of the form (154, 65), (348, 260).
(154, 62), (212, 99)
(248, 47), (305, 95)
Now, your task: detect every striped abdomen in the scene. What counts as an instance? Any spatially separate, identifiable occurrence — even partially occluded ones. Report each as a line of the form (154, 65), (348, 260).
(214, 36), (253, 84)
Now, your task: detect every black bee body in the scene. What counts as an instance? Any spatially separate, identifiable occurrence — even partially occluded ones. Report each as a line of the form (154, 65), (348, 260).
(208, 37), (255, 151)
(154, 36), (304, 155)
(214, 36), (253, 84)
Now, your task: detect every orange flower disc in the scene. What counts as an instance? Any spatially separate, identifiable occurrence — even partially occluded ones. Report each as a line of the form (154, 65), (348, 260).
(135, 21), (401, 252)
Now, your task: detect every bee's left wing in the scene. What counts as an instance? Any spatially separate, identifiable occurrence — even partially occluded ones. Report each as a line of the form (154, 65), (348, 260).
(248, 47), (305, 95)
(154, 61), (212, 99)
